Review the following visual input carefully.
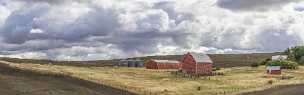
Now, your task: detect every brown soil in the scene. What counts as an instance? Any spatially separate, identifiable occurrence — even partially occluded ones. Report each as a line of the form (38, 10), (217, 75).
(240, 84), (304, 95)
(0, 67), (136, 95)
(0, 73), (106, 95)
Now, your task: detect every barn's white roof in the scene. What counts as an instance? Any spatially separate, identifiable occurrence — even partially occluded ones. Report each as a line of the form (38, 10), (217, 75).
(190, 53), (213, 63)
(272, 55), (288, 61)
(152, 59), (180, 64)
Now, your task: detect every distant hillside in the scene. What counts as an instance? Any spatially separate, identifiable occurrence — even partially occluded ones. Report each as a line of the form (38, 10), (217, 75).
(0, 57), (119, 67)
(0, 52), (281, 68)
(208, 53), (280, 67)
(133, 53), (280, 68)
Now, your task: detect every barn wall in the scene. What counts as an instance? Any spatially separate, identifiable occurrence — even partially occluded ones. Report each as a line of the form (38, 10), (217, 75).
(145, 60), (157, 69)
(182, 53), (213, 75)
(182, 53), (196, 65)
(182, 53), (196, 73)
(146, 60), (181, 69)
(197, 63), (213, 74)
(157, 63), (181, 69)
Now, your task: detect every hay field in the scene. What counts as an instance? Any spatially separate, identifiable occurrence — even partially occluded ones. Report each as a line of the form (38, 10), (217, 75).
(1, 60), (304, 95)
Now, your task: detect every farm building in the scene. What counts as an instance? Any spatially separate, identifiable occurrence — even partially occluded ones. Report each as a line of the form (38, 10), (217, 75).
(272, 55), (288, 61)
(116, 59), (144, 67)
(266, 66), (281, 75)
(145, 59), (181, 69)
(182, 52), (213, 75)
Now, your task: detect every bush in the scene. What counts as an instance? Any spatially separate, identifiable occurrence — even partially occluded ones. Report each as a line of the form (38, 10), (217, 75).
(284, 46), (304, 64)
(259, 58), (271, 65)
(266, 60), (298, 69)
(212, 67), (221, 71)
(197, 86), (201, 91)
(251, 62), (259, 67)
(253, 58), (271, 67)
(280, 76), (294, 80)
(267, 80), (274, 85)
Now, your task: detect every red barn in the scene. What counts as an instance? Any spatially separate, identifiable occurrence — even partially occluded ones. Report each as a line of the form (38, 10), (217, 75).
(182, 52), (213, 75)
(145, 59), (181, 69)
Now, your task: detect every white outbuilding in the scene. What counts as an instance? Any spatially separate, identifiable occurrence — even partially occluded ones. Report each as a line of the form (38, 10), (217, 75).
(266, 66), (281, 75)
(271, 55), (288, 61)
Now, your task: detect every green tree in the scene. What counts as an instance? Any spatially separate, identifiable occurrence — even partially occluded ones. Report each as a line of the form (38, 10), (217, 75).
(266, 60), (298, 69)
(284, 46), (304, 64)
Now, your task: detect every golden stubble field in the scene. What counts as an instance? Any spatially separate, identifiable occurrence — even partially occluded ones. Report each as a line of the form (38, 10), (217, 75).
(1, 60), (304, 95)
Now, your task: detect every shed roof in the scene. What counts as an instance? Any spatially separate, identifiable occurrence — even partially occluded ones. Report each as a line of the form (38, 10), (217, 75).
(190, 53), (213, 63)
(152, 59), (180, 64)
(267, 66), (281, 70)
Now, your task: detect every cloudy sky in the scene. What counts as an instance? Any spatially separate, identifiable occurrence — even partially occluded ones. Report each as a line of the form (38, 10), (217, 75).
(0, 0), (304, 60)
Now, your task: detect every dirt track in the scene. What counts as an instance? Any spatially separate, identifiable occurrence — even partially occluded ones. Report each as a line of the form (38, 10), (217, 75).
(240, 84), (304, 95)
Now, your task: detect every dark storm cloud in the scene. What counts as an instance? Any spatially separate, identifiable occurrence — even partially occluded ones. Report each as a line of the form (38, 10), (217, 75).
(0, 0), (182, 60)
(255, 28), (300, 51)
(55, 7), (119, 42)
(1, 3), (50, 44)
(1, 3), (118, 44)
(0, 0), (303, 60)
(15, 0), (63, 4)
(217, 0), (301, 11)
(13, 0), (88, 4)
(98, 31), (190, 54)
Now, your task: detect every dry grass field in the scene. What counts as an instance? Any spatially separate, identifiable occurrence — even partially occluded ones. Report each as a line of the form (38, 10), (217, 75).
(1, 60), (304, 95)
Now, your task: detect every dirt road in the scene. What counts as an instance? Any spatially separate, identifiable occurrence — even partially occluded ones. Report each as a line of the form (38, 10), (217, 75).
(240, 84), (304, 95)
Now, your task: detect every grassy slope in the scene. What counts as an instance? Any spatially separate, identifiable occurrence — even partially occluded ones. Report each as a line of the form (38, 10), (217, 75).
(209, 53), (278, 67)
(1, 60), (304, 95)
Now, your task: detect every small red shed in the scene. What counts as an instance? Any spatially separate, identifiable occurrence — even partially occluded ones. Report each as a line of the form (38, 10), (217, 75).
(145, 59), (181, 69)
(182, 52), (213, 75)
(266, 66), (281, 75)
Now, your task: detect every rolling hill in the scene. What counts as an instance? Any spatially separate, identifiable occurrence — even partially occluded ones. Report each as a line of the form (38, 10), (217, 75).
(0, 52), (281, 68)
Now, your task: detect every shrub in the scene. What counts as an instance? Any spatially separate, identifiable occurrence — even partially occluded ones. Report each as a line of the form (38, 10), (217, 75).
(266, 60), (298, 69)
(259, 58), (271, 65)
(280, 76), (294, 80)
(212, 67), (221, 71)
(251, 62), (259, 67)
(267, 80), (274, 85)
(284, 46), (304, 64)
(197, 86), (201, 91)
